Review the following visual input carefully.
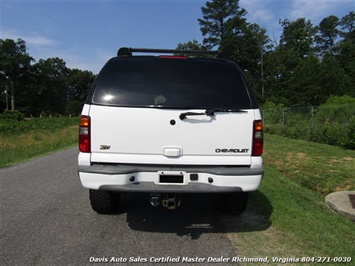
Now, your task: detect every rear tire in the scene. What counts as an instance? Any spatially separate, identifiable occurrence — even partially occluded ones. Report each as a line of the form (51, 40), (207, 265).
(218, 192), (248, 215)
(89, 189), (121, 214)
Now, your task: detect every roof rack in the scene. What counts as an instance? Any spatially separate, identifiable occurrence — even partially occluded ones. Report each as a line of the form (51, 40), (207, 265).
(117, 47), (228, 59)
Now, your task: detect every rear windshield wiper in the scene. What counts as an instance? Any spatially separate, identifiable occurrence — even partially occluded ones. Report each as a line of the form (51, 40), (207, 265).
(179, 108), (246, 120)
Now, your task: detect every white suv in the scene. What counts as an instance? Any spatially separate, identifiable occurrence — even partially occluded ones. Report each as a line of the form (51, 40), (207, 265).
(78, 47), (263, 215)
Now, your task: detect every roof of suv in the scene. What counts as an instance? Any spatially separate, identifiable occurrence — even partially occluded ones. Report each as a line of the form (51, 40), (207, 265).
(116, 47), (227, 58)
(86, 48), (258, 109)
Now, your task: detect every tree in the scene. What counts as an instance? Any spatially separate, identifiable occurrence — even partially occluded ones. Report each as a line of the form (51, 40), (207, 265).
(243, 23), (272, 100)
(32, 58), (69, 116)
(340, 11), (355, 35)
(67, 69), (95, 116)
(197, 0), (271, 101)
(265, 18), (318, 106)
(175, 39), (211, 57)
(198, 0), (247, 50)
(316, 15), (340, 56)
(176, 39), (207, 51)
(337, 11), (355, 92)
(287, 54), (323, 105)
(279, 18), (316, 59)
(0, 38), (34, 111)
(0, 38), (96, 116)
(320, 53), (352, 98)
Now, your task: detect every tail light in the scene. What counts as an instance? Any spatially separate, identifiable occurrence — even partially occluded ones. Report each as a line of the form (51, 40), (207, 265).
(252, 120), (263, 156)
(79, 115), (90, 153)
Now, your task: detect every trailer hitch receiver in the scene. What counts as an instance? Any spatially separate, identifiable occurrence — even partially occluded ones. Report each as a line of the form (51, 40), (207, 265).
(162, 194), (181, 210)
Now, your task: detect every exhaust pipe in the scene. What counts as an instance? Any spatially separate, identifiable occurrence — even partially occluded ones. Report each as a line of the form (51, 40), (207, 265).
(149, 194), (160, 207)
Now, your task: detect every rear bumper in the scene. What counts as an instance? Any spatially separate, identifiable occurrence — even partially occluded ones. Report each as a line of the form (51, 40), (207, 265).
(78, 164), (264, 193)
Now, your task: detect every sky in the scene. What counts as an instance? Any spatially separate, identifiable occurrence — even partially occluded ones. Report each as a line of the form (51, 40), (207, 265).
(1, 0), (354, 74)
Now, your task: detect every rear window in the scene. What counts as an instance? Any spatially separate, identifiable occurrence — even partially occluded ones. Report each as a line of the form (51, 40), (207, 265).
(91, 57), (255, 109)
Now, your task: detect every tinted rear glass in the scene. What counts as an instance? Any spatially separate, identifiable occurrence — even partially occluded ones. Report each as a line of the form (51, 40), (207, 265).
(91, 57), (254, 109)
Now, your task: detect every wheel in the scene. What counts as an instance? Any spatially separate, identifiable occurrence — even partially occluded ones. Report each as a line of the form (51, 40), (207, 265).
(89, 189), (121, 214)
(218, 192), (248, 215)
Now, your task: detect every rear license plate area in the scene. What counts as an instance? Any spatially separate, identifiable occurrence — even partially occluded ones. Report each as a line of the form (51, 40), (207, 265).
(159, 174), (184, 184)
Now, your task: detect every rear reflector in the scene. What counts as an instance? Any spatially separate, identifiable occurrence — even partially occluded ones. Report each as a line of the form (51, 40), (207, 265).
(79, 115), (90, 153)
(252, 120), (263, 156)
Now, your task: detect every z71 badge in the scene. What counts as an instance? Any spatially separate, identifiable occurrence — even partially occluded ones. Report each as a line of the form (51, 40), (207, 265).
(100, 145), (111, 150)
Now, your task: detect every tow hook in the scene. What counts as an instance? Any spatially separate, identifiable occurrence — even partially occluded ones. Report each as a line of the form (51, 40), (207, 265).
(162, 194), (181, 210)
(149, 193), (161, 207)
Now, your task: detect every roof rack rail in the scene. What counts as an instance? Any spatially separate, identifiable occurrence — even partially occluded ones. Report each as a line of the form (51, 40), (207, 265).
(117, 47), (228, 59)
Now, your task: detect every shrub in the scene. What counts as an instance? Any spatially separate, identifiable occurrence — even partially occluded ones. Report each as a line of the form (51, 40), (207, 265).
(0, 110), (25, 121)
(262, 96), (355, 149)
(261, 101), (285, 124)
(0, 116), (79, 135)
(345, 120), (355, 149)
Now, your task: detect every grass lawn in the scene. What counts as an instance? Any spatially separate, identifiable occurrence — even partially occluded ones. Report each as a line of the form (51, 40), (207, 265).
(0, 118), (78, 168)
(225, 134), (355, 264)
(263, 134), (355, 195)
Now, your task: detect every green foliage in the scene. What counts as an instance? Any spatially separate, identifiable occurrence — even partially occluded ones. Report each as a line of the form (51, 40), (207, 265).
(324, 95), (355, 105)
(31, 57), (69, 115)
(176, 39), (207, 51)
(0, 110), (25, 121)
(198, 0), (247, 50)
(263, 97), (355, 149)
(233, 136), (355, 259)
(261, 101), (285, 125)
(287, 54), (323, 105)
(0, 115), (79, 167)
(311, 96), (355, 148)
(0, 38), (95, 116)
(315, 96), (355, 124)
(0, 38), (34, 111)
(0, 116), (79, 135)
(316, 15), (340, 55)
(264, 133), (355, 196)
(195, 0), (272, 100)
(66, 100), (84, 116)
(346, 120), (355, 149)
(0, 118), (78, 168)
(312, 122), (347, 147)
(279, 18), (316, 58)
(193, 3), (355, 107)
